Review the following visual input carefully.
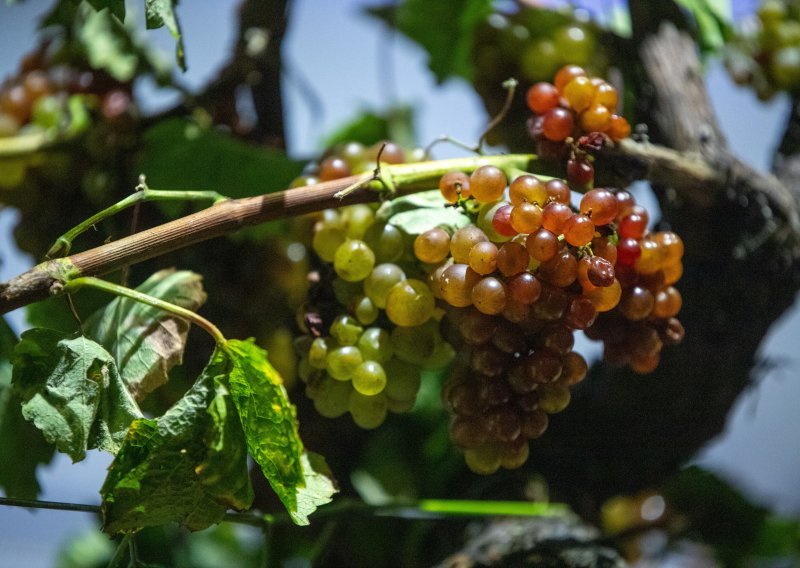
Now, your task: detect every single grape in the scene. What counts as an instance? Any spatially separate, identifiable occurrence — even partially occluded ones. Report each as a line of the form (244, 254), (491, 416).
(579, 104), (611, 132)
(414, 227), (451, 264)
(330, 315), (363, 345)
(563, 76), (596, 113)
(341, 205), (375, 239)
(358, 327), (393, 363)
(476, 201), (513, 242)
(541, 201), (573, 234)
(538, 384), (571, 414)
(319, 156), (351, 181)
(464, 444), (502, 475)
(563, 214), (595, 246)
(566, 158), (594, 186)
(469, 240), (499, 275)
(507, 271), (542, 304)
(580, 188), (619, 225)
(312, 376), (352, 419)
(554, 64), (587, 93)
(586, 278), (622, 311)
(541, 107), (574, 141)
(471, 276), (507, 315)
(545, 179), (572, 204)
(593, 82), (618, 110)
(312, 223), (346, 262)
(327, 345), (364, 380)
(492, 204), (517, 237)
(363, 222), (405, 263)
(440, 263), (482, 307)
(383, 358), (421, 401)
(352, 361), (388, 395)
(619, 286), (655, 320)
(526, 228), (559, 262)
(333, 277), (362, 306)
(349, 391), (388, 429)
(496, 241), (529, 276)
(653, 286), (682, 318)
(364, 263), (406, 308)
(309, 337), (332, 369)
(470, 165), (507, 202)
(509, 174), (548, 206)
(526, 82), (560, 114)
(353, 295), (379, 325)
(334, 239), (376, 281)
(510, 202), (543, 234)
(607, 114), (631, 141)
(439, 171), (471, 203)
(552, 25), (594, 66)
(385, 279), (436, 327)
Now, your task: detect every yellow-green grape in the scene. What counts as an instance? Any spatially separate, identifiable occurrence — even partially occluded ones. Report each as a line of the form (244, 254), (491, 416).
(357, 327), (393, 363)
(383, 358), (421, 401)
(352, 361), (387, 395)
(330, 315), (363, 345)
(386, 397), (415, 413)
(364, 263), (406, 308)
(298, 356), (314, 383)
(349, 391), (388, 429)
(477, 201), (512, 242)
(312, 376), (352, 418)
(326, 346), (363, 380)
(353, 295), (378, 325)
(464, 444), (502, 475)
(334, 239), (375, 282)
(312, 223), (346, 262)
(385, 279), (436, 327)
(537, 384), (571, 414)
(333, 277), (362, 306)
(391, 320), (440, 366)
(500, 441), (530, 470)
(308, 337), (332, 369)
(450, 225), (489, 263)
(342, 204), (375, 239)
(363, 222), (405, 263)
(337, 141), (366, 167)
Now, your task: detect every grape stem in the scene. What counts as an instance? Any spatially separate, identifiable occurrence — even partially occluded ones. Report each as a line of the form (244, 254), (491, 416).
(62, 276), (227, 345)
(0, 154), (536, 315)
(47, 175), (230, 258)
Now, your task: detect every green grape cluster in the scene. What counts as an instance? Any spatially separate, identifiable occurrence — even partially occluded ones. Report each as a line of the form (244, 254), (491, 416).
(726, 0), (800, 99)
(293, 144), (453, 430)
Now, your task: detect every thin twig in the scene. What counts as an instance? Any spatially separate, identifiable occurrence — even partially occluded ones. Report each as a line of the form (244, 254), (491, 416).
(477, 78), (518, 153)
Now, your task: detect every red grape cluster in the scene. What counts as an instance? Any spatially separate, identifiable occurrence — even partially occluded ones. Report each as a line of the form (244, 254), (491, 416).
(526, 64), (631, 185)
(413, 161), (684, 474)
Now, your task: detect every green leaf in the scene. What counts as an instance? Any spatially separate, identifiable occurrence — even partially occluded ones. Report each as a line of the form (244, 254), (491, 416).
(79, 7), (140, 82)
(101, 352), (254, 533)
(84, 269), (207, 401)
(137, 118), (305, 241)
(367, 0), (493, 82)
(0, 318), (55, 498)
(376, 190), (471, 236)
(87, 0), (125, 21)
(145, 0), (185, 70)
(324, 106), (416, 149)
(673, 0), (733, 54)
(12, 329), (142, 461)
(223, 338), (335, 525)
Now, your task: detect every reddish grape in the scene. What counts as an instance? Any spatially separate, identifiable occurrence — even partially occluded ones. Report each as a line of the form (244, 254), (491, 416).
(614, 190), (636, 218)
(492, 204), (517, 237)
(566, 158), (594, 186)
(496, 242), (529, 277)
(526, 82), (560, 113)
(563, 214), (595, 246)
(439, 171), (471, 203)
(541, 107), (574, 141)
(538, 248), (578, 287)
(508, 272), (542, 305)
(524, 350), (563, 383)
(587, 256), (615, 287)
(619, 286), (655, 320)
(472, 277), (507, 315)
(510, 202), (543, 234)
(545, 179), (572, 204)
(560, 352), (588, 385)
(653, 286), (682, 318)
(580, 189), (619, 225)
(440, 263), (482, 307)
(459, 308), (498, 345)
(564, 296), (597, 329)
(541, 201), (573, 234)
(509, 174), (547, 206)
(526, 228), (560, 262)
(619, 213), (647, 240)
(470, 165), (507, 202)
(592, 236), (618, 265)
(607, 115), (631, 141)
(319, 156), (351, 181)
(616, 238), (642, 266)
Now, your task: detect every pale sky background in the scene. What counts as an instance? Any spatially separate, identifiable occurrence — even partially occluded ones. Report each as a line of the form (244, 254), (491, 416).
(0, 1), (798, 566)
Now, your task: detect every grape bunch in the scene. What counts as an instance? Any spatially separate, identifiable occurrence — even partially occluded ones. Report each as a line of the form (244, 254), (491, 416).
(412, 160), (683, 474)
(526, 64), (631, 177)
(726, 0), (800, 99)
(293, 142), (452, 430)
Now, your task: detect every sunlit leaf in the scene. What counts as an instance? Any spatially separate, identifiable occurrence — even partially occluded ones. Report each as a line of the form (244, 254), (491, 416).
(12, 328), (141, 461)
(376, 190), (471, 236)
(223, 339), (336, 525)
(84, 269), (207, 401)
(101, 354), (253, 533)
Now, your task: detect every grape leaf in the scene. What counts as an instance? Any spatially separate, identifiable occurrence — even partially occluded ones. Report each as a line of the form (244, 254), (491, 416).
(101, 353), (253, 533)
(223, 339), (335, 525)
(376, 190), (471, 236)
(367, 0), (493, 82)
(84, 269), (207, 401)
(145, 0), (185, 70)
(87, 0), (125, 21)
(0, 318), (55, 498)
(324, 105), (416, 149)
(673, 0), (733, 54)
(12, 329), (142, 462)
